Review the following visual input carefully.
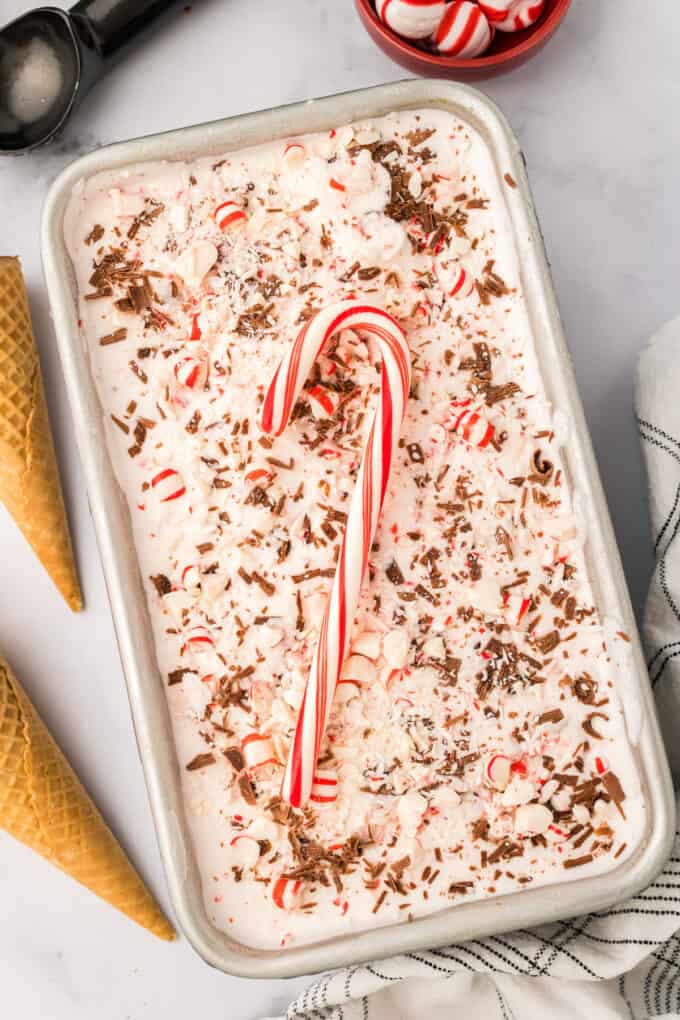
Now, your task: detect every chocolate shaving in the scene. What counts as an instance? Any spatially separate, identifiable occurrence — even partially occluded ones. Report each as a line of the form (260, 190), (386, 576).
(485, 382), (520, 406)
(537, 708), (564, 725)
(563, 854), (593, 869)
(495, 526), (513, 560)
(415, 583), (439, 606)
(266, 456), (294, 470)
(602, 771), (626, 817)
(225, 746), (245, 771)
(407, 442), (424, 464)
(186, 410), (201, 434)
(572, 825), (593, 850)
(467, 552), (482, 581)
(168, 668), (196, 686)
(127, 200), (164, 240)
(487, 838), (524, 864)
(238, 775), (257, 805)
(110, 414), (129, 434)
(449, 881), (473, 895)
(531, 449), (554, 482)
(534, 630), (560, 655)
(128, 283), (152, 313)
(372, 889), (388, 914)
(186, 752), (216, 771)
(321, 520), (337, 541)
(252, 571), (276, 597)
(472, 341), (492, 382)
(405, 127), (436, 148)
(99, 328), (127, 346)
(292, 568), (335, 583)
(573, 673), (597, 704)
(130, 360), (148, 384)
(583, 712), (608, 739)
(386, 560), (405, 585)
(85, 224), (105, 245)
(338, 260), (360, 282)
(150, 573), (172, 596)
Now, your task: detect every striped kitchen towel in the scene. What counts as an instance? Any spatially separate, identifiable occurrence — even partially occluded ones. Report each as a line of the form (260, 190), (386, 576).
(270, 315), (680, 1020)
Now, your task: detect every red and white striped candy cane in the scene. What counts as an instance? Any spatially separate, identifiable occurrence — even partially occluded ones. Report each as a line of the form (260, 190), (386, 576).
(310, 768), (338, 805)
(260, 301), (411, 807)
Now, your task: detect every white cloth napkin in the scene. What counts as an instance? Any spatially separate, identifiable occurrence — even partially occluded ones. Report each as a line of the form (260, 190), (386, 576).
(271, 316), (680, 1020)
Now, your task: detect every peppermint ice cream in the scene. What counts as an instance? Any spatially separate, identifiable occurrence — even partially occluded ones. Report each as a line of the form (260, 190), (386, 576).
(64, 108), (644, 950)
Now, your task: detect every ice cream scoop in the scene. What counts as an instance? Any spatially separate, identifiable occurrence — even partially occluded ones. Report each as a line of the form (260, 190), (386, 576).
(0, 1), (181, 155)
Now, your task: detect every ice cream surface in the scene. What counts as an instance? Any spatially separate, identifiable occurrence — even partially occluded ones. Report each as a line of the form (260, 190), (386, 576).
(65, 108), (644, 949)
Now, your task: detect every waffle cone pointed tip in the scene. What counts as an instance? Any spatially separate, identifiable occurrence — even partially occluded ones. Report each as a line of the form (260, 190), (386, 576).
(0, 256), (83, 612)
(0, 656), (174, 940)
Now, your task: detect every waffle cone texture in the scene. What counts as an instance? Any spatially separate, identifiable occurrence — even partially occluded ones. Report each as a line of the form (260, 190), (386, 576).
(0, 256), (82, 611)
(0, 655), (174, 940)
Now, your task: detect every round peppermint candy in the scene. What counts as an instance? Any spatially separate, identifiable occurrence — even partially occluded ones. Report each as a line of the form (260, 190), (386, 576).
(377, 0), (447, 40)
(434, 1), (493, 57)
(495, 0), (545, 31)
(478, 0), (511, 21)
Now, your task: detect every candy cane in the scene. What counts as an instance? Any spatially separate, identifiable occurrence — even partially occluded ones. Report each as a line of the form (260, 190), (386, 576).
(310, 768), (338, 805)
(260, 301), (411, 807)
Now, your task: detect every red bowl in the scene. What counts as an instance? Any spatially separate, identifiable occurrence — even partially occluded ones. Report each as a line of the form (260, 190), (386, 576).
(355, 0), (573, 78)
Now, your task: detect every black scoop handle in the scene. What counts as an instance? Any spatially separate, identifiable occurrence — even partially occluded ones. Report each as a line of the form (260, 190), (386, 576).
(69, 0), (181, 63)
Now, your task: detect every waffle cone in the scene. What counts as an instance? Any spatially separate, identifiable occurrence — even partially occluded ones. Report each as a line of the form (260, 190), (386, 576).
(0, 256), (82, 611)
(0, 656), (174, 940)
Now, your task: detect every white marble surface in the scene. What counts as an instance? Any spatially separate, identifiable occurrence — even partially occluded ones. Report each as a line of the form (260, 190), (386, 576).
(0, 1), (677, 1017)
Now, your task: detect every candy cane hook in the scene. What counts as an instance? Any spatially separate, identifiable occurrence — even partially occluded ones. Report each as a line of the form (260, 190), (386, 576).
(260, 301), (411, 807)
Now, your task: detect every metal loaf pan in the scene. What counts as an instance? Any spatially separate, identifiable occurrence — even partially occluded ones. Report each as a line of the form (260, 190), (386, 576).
(41, 79), (674, 978)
